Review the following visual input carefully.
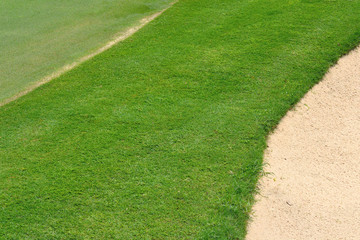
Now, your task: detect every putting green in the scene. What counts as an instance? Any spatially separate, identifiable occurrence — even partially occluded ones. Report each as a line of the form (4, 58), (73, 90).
(0, 0), (172, 102)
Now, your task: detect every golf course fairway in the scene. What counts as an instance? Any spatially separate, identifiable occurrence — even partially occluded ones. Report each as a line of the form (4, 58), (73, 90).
(1, 0), (360, 238)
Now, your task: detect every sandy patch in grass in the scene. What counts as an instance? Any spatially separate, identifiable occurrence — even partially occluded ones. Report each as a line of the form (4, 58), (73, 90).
(247, 46), (360, 239)
(0, 1), (177, 108)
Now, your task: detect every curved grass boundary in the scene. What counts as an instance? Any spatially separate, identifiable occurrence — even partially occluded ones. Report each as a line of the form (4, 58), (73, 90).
(1, 0), (360, 238)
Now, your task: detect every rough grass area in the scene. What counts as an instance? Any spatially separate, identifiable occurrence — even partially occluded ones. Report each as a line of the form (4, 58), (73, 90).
(1, 0), (360, 239)
(0, 0), (172, 102)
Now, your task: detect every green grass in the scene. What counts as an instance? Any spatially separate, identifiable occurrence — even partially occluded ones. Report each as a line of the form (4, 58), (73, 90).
(0, 0), (172, 102)
(1, 0), (360, 239)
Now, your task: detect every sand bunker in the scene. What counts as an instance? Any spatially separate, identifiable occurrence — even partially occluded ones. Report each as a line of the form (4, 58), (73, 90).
(247, 46), (360, 239)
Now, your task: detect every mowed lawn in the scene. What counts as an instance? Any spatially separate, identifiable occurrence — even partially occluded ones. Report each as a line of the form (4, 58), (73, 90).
(0, 0), (172, 102)
(1, 0), (360, 239)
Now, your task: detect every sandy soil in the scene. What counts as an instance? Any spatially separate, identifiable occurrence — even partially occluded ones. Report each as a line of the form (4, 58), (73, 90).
(0, 1), (177, 108)
(246, 46), (360, 240)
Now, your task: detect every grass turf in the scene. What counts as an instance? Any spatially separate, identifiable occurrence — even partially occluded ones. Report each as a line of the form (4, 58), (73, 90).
(1, 0), (360, 238)
(0, 0), (172, 102)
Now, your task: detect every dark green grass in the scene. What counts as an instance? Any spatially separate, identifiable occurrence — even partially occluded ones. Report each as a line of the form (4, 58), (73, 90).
(1, 0), (360, 238)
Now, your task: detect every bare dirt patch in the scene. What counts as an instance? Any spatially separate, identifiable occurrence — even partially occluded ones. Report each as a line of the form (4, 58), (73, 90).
(247, 46), (360, 240)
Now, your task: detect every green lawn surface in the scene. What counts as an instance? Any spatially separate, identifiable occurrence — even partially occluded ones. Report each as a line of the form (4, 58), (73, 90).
(1, 0), (360, 239)
(0, 0), (172, 102)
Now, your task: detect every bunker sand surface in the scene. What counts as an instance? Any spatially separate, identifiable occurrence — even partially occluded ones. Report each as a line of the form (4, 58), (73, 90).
(0, 1), (177, 108)
(247, 46), (360, 240)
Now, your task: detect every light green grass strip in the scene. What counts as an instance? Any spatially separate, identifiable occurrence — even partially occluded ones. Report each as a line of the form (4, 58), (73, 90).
(1, 0), (360, 239)
(0, 1), (177, 107)
(0, 0), (173, 102)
